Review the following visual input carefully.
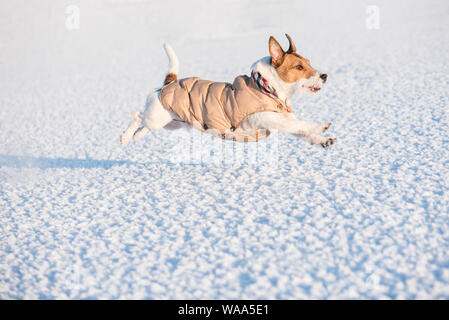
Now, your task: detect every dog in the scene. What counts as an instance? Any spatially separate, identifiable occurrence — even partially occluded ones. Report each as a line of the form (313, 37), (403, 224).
(120, 34), (336, 147)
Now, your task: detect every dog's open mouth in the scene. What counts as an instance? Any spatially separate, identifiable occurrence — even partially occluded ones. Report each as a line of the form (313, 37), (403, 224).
(308, 86), (321, 92)
(302, 84), (321, 92)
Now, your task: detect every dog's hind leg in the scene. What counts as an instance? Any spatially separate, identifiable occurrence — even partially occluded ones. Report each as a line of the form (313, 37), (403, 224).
(293, 133), (336, 148)
(121, 92), (175, 145)
(120, 112), (142, 145)
(133, 127), (150, 140)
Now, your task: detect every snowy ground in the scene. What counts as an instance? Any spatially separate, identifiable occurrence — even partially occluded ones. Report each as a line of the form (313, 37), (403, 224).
(1, 0), (449, 299)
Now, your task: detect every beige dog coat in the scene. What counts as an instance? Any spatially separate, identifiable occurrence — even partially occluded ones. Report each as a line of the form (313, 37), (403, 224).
(159, 75), (290, 142)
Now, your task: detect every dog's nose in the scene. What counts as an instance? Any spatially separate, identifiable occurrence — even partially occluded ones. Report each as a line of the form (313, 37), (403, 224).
(320, 73), (328, 82)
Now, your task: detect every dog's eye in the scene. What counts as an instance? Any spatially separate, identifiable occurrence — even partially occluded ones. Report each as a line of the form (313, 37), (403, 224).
(296, 65), (303, 70)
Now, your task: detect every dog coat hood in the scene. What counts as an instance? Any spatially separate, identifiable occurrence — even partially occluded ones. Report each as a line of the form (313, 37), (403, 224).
(159, 75), (289, 142)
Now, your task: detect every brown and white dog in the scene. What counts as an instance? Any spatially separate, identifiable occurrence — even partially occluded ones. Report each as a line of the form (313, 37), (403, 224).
(120, 34), (336, 147)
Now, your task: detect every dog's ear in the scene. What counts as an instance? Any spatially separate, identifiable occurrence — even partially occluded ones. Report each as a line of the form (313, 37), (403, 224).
(285, 33), (296, 53)
(269, 36), (285, 67)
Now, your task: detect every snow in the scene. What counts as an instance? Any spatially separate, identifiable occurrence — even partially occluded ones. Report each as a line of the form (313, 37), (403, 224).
(1, 0), (449, 299)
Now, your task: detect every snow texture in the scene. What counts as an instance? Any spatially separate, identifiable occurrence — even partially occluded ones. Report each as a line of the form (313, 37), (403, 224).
(1, 0), (449, 299)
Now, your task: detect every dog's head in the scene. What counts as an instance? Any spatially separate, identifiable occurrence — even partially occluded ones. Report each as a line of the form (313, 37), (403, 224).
(269, 34), (327, 95)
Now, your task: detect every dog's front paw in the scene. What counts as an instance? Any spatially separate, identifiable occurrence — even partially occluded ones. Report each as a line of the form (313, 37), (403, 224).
(120, 132), (130, 145)
(318, 122), (332, 133)
(321, 137), (336, 148)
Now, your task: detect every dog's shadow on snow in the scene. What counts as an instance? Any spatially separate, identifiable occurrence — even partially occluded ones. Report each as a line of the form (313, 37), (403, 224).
(0, 154), (139, 170)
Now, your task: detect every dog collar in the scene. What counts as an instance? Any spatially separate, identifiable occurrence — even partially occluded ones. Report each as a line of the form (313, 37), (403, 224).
(251, 71), (291, 113)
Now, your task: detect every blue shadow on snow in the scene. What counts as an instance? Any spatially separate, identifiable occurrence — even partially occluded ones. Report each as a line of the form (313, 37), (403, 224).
(0, 154), (137, 169)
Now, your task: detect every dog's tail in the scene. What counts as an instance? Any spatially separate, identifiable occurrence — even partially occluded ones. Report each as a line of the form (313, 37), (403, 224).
(163, 43), (179, 85)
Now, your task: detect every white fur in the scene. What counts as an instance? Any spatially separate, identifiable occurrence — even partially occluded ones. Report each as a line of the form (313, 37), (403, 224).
(120, 44), (335, 147)
(252, 56), (291, 104)
(164, 43), (179, 75)
(141, 92), (174, 130)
